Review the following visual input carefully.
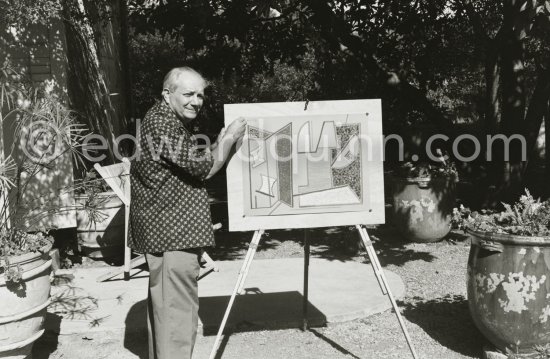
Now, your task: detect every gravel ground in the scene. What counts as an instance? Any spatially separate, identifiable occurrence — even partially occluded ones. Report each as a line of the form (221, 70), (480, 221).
(33, 224), (486, 359)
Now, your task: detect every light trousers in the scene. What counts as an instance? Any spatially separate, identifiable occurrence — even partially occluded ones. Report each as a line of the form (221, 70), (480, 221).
(146, 249), (201, 359)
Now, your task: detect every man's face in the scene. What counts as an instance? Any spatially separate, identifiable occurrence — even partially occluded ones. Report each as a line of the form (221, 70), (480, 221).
(164, 72), (206, 122)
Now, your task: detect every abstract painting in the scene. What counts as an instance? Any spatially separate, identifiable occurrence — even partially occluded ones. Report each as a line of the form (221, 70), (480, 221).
(244, 115), (365, 216)
(225, 100), (384, 231)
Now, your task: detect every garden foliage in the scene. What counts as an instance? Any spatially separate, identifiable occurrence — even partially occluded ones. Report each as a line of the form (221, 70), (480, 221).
(453, 189), (550, 236)
(0, 61), (91, 282)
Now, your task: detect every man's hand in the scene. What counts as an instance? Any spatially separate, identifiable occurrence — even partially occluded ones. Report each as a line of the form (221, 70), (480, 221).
(225, 117), (246, 143)
(206, 117), (247, 179)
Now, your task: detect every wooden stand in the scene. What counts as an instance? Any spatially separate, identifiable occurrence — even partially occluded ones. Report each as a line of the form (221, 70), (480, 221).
(302, 228), (310, 331)
(208, 225), (419, 359)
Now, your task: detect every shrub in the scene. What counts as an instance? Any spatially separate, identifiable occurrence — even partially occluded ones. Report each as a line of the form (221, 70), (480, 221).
(453, 189), (550, 237)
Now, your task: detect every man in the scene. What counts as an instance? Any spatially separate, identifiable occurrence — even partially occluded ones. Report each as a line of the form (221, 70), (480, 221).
(129, 67), (246, 359)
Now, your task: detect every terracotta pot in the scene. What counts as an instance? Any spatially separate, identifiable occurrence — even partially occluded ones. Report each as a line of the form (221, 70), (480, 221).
(392, 177), (455, 242)
(0, 243), (52, 359)
(76, 191), (124, 259)
(467, 229), (550, 354)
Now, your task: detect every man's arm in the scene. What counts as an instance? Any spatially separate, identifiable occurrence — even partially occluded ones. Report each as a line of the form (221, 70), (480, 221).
(206, 117), (246, 179)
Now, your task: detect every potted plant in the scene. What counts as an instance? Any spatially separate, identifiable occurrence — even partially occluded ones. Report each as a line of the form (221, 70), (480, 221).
(0, 61), (88, 358)
(454, 190), (550, 356)
(74, 169), (125, 260)
(392, 153), (458, 242)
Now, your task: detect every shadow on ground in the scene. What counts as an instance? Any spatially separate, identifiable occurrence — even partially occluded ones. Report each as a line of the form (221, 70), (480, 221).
(32, 314), (61, 359)
(309, 328), (362, 359)
(360, 225), (438, 267)
(122, 292), (326, 358)
(124, 300), (148, 358)
(400, 294), (484, 358)
(199, 291), (326, 335)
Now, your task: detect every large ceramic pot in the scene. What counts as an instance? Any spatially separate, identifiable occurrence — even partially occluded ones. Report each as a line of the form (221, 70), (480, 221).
(467, 229), (550, 354)
(76, 191), (124, 259)
(392, 176), (455, 242)
(0, 243), (52, 359)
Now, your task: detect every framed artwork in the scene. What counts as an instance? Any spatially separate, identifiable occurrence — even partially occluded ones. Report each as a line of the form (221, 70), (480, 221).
(225, 100), (384, 231)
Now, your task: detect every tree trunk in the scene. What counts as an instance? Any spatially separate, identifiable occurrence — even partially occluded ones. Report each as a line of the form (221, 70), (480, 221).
(524, 67), (550, 161)
(462, 0), (501, 133)
(484, 42), (500, 133)
(500, 42), (525, 138)
(521, 66), (550, 199)
(119, 0), (133, 120)
(546, 104), (550, 197)
(484, 0), (528, 205)
(62, 0), (116, 164)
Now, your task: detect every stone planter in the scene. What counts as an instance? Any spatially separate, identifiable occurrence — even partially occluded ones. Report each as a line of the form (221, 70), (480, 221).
(467, 229), (550, 355)
(0, 244), (52, 359)
(392, 176), (455, 242)
(76, 191), (124, 259)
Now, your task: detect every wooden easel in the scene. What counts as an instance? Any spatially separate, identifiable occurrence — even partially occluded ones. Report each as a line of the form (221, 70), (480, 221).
(208, 225), (419, 359)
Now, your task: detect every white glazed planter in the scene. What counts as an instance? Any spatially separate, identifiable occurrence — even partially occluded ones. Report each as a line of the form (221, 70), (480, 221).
(0, 244), (52, 359)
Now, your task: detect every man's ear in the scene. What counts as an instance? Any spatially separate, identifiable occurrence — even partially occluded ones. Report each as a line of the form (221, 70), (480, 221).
(161, 88), (170, 103)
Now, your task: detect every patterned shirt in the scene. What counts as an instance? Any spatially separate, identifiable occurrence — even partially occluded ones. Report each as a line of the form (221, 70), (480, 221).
(129, 100), (215, 253)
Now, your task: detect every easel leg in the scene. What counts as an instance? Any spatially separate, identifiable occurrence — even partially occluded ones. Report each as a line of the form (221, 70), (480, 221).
(356, 225), (419, 359)
(209, 229), (264, 359)
(302, 228), (310, 331)
(237, 229), (261, 293)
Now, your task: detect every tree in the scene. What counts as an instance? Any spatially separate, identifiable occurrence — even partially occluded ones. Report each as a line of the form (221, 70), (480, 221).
(457, 0), (550, 202)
